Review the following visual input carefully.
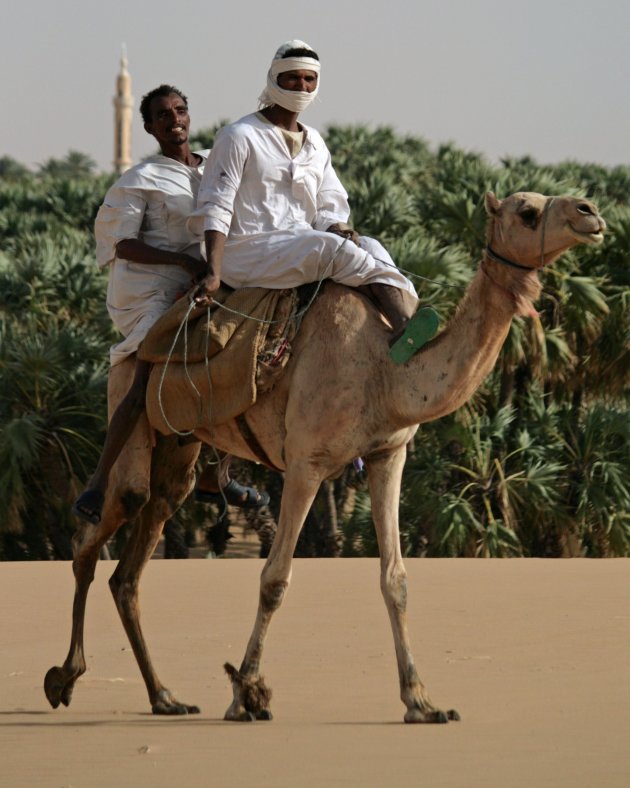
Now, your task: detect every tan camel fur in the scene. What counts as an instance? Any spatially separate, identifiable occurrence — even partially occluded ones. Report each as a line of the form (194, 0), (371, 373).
(45, 192), (605, 723)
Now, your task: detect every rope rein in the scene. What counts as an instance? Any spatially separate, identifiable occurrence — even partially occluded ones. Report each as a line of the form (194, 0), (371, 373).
(157, 299), (198, 436)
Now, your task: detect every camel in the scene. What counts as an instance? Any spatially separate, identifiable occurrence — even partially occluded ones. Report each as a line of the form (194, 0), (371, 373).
(44, 191), (605, 723)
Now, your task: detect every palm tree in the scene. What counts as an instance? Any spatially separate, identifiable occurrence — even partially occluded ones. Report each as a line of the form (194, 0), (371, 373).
(326, 128), (630, 558)
(0, 319), (109, 558)
(1, 131), (628, 559)
(0, 166), (112, 559)
(0, 156), (30, 181)
(39, 150), (97, 179)
(187, 121), (230, 152)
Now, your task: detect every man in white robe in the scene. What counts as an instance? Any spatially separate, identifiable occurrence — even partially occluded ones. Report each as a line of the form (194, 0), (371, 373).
(73, 85), (268, 525)
(97, 148), (208, 366)
(189, 40), (438, 360)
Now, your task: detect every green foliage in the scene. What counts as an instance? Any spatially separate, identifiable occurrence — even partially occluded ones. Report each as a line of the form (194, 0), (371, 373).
(323, 126), (629, 558)
(1, 130), (629, 558)
(39, 150), (98, 179)
(0, 162), (112, 558)
(188, 121), (230, 152)
(0, 156), (30, 181)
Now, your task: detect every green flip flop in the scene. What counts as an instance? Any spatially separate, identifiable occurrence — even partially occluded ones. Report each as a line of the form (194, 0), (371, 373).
(389, 307), (440, 364)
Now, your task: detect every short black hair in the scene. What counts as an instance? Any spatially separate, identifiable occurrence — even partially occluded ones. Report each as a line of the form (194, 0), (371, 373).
(140, 85), (188, 124)
(281, 47), (319, 60)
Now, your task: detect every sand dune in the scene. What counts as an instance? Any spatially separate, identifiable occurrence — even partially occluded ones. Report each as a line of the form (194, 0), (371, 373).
(1, 558), (629, 787)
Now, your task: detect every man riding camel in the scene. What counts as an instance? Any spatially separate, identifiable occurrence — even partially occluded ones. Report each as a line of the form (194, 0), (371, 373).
(72, 85), (268, 525)
(189, 40), (438, 360)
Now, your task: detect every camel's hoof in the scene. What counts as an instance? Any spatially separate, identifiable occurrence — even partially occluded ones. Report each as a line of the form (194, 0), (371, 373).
(151, 689), (200, 715)
(44, 666), (75, 709)
(224, 707), (256, 722)
(151, 701), (200, 715)
(447, 709), (461, 721)
(223, 663), (273, 722)
(404, 706), (458, 724)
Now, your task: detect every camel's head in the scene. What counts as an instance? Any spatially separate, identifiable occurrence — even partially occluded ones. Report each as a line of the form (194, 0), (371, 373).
(484, 191), (605, 270)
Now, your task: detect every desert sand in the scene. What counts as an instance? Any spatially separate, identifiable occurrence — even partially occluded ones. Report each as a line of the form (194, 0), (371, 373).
(1, 557), (629, 787)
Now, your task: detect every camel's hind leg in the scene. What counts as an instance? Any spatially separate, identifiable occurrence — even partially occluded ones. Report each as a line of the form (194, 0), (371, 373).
(224, 461), (321, 722)
(44, 494), (134, 709)
(108, 436), (201, 715)
(366, 447), (460, 724)
(44, 359), (151, 710)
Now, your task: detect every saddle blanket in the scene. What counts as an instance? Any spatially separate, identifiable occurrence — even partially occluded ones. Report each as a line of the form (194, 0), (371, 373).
(139, 285), (297, 434)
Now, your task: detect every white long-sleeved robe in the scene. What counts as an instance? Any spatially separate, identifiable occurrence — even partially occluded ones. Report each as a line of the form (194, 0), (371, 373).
(188, 114), (415, 296)
(95, 151), (209, 365)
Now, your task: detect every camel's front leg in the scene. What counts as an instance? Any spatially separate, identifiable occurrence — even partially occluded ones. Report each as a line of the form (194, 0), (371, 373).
(109, 438), (200, 715)
(367, 447), (460, 724)
(224, 462), (321, 722)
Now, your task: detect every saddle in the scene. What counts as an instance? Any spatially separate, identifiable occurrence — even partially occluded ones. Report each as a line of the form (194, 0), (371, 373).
(138, 284), (306, 435)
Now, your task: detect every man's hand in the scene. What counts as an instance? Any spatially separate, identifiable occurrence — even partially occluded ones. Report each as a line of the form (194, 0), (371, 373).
(193, 273), (221, 306)
(195, 230), (227, 305)
(180, 255), (208, 283)
(326, 222), (360, 246)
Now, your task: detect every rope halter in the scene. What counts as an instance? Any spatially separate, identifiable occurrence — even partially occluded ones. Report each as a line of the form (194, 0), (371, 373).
(486, 196), (555, 273)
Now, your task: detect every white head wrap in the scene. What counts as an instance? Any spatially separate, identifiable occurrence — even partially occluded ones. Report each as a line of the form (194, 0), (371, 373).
(258, 39), (320, 113)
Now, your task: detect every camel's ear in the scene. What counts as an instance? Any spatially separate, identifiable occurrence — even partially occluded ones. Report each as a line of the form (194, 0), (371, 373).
(485, 191), (502, 216)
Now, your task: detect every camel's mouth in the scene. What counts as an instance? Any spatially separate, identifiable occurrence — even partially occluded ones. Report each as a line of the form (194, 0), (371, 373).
(568, 225), (605, 245)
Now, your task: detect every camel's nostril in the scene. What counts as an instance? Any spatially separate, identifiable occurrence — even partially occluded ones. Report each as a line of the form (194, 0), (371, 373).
(577, 203), (594, 215)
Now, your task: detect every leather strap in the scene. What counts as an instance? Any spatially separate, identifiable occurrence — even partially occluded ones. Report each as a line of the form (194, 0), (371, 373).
(236, 414), (282, 472)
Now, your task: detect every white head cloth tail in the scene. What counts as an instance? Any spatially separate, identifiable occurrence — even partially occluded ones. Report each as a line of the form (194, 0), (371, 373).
(258, 39), (320, 112)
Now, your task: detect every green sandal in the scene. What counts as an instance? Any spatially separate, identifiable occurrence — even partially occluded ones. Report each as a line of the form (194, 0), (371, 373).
(389, 307), (440, 364)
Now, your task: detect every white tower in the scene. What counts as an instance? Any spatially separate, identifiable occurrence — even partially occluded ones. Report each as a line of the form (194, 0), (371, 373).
(113, 47), (133, 174)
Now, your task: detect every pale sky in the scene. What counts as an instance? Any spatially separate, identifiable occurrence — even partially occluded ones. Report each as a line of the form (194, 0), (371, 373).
(2, 0), (628, 172)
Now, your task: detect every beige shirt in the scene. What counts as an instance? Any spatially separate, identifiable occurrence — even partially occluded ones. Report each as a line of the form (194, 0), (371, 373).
(276, 127), (306, 159)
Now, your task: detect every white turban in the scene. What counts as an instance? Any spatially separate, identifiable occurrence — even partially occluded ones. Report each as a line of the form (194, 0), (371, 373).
(258, 39), (320, 112)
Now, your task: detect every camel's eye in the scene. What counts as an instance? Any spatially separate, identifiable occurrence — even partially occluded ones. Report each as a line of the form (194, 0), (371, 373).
(519, 207), (539, 229)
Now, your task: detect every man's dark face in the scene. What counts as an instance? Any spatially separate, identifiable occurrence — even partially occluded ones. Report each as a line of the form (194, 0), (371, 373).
(276, 69), (318, 93)
(144, 93), (190, 148)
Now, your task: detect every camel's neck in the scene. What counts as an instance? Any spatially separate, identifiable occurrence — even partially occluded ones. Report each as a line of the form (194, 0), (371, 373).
(391, 258), (541, 426)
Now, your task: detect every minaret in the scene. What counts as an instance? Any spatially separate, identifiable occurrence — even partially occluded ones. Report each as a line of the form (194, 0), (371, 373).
(113, 47), (133, 174)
